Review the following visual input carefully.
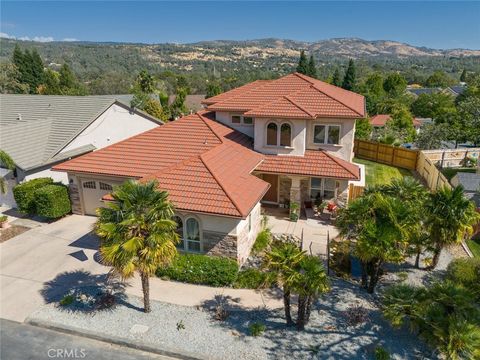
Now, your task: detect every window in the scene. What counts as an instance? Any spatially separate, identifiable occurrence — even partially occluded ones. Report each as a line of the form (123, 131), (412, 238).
(99, 182), (113, 191)
(83, 181), (96, 189)
(313, 125), (341, 145)
(280, 123), (292, 147)
(327, 126), (340, 145)
(266, 123), (278, 146)
(310, 178), (322, 201)
(231, 115), (241, 124)
(185, 218), (201, 252)
(172, 216), (184, 250)
(323, 178), (336, 199)
(243, 117), (253, 125)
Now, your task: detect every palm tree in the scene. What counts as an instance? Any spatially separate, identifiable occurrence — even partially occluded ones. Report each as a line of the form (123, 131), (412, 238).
(290, 255), (329, 331)
(95, 180), (179, 313)
(425, 186), (480, 269)
(337, 191), (409, 293)
(0, 150), (15, 194)
(264, 242), (305, 326)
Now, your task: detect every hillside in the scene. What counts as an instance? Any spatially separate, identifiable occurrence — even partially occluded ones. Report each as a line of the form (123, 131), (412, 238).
(1, 37), (479, 94)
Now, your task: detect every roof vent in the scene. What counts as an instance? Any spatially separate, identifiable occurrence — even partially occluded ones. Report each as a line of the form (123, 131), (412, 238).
(16, 113), (22, 121)
(204, 138), (208, 145)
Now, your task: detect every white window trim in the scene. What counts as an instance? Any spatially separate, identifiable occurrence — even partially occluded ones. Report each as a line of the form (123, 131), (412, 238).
(265, 121), (293, 148)
(313, 124), (342, 145)
(173, 215), (203, 253)
(309, 178), (339, 200)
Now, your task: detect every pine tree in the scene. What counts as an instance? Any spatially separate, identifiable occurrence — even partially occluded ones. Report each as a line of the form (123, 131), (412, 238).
(460, 69), (467, 82)
(296, 50), (308, 75)
(59, 64), (76, 90)
(332, 68), (342, 87)
(342, 59), (356, 91)
(30, 49), (45, 93)
(307, 55), (317, 78)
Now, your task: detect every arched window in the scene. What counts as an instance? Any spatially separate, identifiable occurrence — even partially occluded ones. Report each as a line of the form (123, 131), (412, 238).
(172, 216), (184, 250)
(185, 218), (201, 252)
(266, 123), (278, 146)
(280, 123), (292, 147)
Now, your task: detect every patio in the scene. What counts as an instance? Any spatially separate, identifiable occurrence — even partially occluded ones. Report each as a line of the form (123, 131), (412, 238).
(262, 206), (340, 256)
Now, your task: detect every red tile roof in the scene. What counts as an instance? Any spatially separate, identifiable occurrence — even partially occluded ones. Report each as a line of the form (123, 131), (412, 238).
(204, 73), (365, 119)
(370, 114), (391, 127)
(256, 150), (360, 180)
(54, 112), (268, 218)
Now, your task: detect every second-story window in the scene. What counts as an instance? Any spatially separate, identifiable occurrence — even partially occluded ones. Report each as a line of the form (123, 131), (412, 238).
(267, 123), (278, 145)
(280, 123), (292, 147)
(313, 125), (341, 145)
(243, 117), (253, 125)
(231, 115), (241, 124)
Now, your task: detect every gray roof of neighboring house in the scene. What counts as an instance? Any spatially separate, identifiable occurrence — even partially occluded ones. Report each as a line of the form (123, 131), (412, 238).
(168, 94), (206, 112)
(407, 88), (441, 97)
(446, 86), (467, 96)
(453, 172), (480, 192)
(0, 94), (160, 171)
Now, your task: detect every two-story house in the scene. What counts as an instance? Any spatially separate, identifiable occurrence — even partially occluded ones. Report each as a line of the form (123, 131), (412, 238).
(53, 73), (365, 263)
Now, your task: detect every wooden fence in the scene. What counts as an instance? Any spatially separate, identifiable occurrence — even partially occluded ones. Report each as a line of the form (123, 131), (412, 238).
(348, 183), (364, 202)
(416, 151), (452, 191)
(353, 139), (418, 170)
(422, 148), (480, 168)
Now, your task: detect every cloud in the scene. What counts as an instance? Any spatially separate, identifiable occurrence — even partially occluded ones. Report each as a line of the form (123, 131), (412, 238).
(62, 38), (78, 42)
(0, 32), (55, 42)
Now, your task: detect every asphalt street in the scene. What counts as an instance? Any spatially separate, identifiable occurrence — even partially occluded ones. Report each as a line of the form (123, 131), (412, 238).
(0, 319), (177, 360)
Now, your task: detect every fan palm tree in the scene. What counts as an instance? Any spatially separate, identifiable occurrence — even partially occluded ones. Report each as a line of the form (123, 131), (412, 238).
(425, 186), (480, 269)
(264, 242), (305, 326)
(337, 191), (409, 293)
(0, 150), (15, 194)
(290, 255), (330, 331)
(95, 180), (179, 313)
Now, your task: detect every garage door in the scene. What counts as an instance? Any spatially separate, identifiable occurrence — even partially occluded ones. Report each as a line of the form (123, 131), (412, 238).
(81, 180), (114, 215)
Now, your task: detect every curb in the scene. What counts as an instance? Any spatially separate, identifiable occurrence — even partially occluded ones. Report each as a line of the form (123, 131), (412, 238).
(27, 318), (205, 360)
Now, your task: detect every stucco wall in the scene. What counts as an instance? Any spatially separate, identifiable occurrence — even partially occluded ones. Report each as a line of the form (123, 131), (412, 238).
(215, 111), (254, 137)
(235, 202), (262, 264)
(305, 118), (356, 162)
(61, 104), (159, 153)
(253, 118), (306, 156)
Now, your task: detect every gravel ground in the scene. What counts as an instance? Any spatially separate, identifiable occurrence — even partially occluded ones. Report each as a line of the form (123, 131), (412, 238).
(28, 278), (434, 360)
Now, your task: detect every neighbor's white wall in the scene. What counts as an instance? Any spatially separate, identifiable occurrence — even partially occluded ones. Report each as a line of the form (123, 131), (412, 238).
(215, 111), (255, 137)
(253, 118), (306, 156)
(306, 118), (356, 162)
(24, 168), (69, 183)
(61, 104), (159, 153)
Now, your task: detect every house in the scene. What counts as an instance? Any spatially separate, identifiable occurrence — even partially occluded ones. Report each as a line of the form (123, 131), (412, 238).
(407, 87), (441, 98)
(168, 94), (206, 113)
(444, 85), (467, 97)
(369, 114), (422, 132)
(0, 95), (162, 207)
(451, 172), (480, 209)
(53, 73), (365, 263)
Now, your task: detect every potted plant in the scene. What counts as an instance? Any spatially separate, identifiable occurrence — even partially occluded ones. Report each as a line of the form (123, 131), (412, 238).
(289, 202), (299, 222)
(0, 215), (8, 229)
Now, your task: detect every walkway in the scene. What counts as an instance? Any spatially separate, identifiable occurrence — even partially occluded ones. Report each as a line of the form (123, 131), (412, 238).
(0, 214), (282, 322)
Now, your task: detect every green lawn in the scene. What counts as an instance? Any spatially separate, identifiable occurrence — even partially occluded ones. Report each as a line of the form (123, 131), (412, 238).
(440, 167), (477, 181)
(353, 157), (412, 187)
(466, 237), (480, 258)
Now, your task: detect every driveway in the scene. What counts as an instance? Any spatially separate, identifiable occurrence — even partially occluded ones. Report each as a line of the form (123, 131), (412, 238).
(0, 215), (104, 322)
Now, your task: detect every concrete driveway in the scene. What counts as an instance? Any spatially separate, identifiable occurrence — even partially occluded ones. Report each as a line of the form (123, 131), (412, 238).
(0, 215), (105, 322)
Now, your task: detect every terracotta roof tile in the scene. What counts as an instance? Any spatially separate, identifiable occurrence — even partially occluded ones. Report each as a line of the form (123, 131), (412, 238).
(206, 73), (365, 119)
(256, 150), (360, 180)
(370, 114), (391, 127)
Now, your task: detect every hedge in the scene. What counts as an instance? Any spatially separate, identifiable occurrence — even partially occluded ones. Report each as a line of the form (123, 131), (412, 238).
(156, 253), (239, 287)
(13, 177), (53, 214)
(33, 184), (71, 219)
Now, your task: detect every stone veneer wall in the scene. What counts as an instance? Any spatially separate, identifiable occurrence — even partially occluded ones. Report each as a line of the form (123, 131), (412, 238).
(300, 179), (309, 203)
(69, 184), (83, 215)
(202, 230), (238, 259)
(279, 176), (292, 205)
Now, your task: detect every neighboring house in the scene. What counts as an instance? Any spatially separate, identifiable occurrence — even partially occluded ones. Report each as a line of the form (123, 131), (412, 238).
(168, 94), (206, 113)
(0, 95), (162, 207)
(407, 87), (441, 98)
(451, 172), (480, 209)
(369, 114), (422, 132)
(53, 73), (365, 263)
(444, 85), (467, 97)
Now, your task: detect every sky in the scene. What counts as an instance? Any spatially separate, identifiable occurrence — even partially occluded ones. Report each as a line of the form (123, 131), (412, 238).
(1, 1), (479, 49)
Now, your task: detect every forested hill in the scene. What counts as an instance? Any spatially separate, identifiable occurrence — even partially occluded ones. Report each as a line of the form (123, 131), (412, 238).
(1, 37), (479, 95)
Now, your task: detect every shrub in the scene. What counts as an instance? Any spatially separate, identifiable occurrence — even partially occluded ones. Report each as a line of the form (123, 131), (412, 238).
(34, 184), (71, 219)
(233, 268), (275, 289)
(446, 258), (480, 297)
(59, 294), (74, 306)
(374, 346), (390, 360)
(252, 228), (271, 254)
(330, 240), (352, 278)
(249, 322), (266, 336)
(156, 253), (239, 287)
(13, 177), (53, 214)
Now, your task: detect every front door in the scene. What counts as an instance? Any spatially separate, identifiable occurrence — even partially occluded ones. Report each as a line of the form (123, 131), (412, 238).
(262, 174), (278, 203)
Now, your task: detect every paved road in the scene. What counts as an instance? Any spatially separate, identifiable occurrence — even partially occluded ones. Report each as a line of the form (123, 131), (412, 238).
(0, 319), (175, 360)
